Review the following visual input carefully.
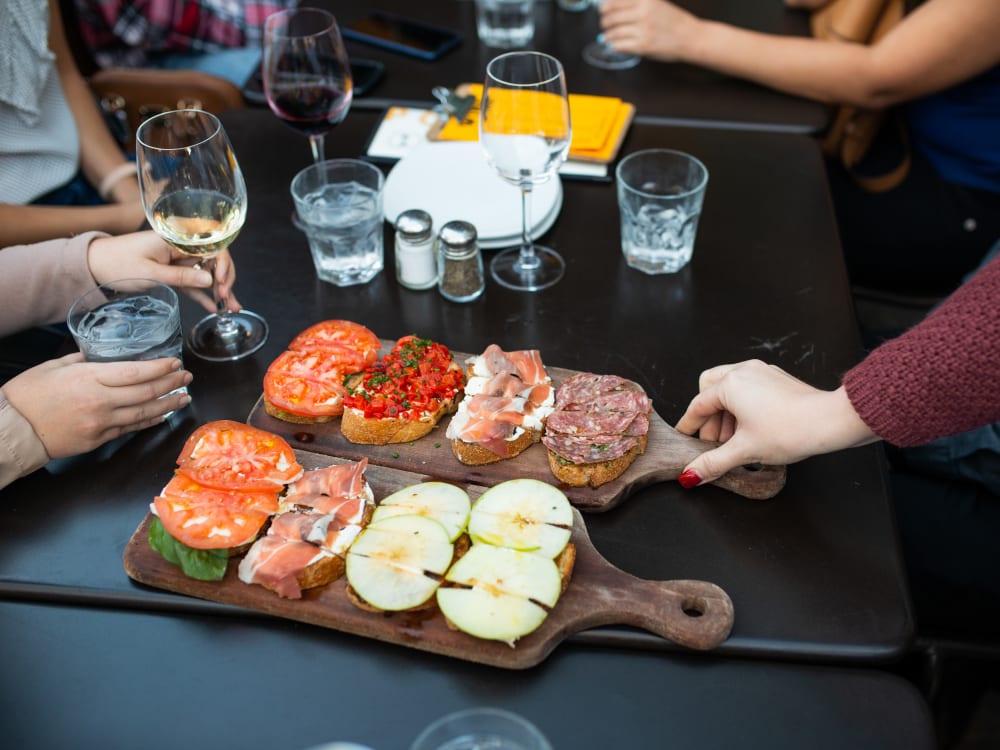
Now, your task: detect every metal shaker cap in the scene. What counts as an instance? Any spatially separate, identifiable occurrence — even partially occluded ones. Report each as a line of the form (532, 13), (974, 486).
(395, 209), (434, 242)
(437, 220), (477, 253)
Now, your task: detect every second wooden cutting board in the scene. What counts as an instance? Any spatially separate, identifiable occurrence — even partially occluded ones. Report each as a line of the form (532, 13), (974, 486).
(247, 350), (785, 510)
(124, 451), (735, 669)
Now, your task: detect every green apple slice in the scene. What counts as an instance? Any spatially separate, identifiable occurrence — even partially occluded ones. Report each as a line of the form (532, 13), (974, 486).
(438, 544), (562, 645)
(371, 482), (471, 542)
(467, 478), (572, 558)
(345, 514), (453, 611)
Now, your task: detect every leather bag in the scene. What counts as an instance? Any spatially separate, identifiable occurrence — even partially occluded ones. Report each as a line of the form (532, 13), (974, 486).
(811, 0), (910, 192)
(89, 68), (246, 152)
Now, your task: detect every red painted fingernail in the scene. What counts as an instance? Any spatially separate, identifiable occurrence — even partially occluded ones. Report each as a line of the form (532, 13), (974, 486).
(678, 469), (702, 489)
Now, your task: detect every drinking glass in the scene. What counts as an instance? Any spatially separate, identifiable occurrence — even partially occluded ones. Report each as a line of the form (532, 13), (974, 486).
(135, 109), (268, 362)
(479, 51), (571, 291)
(582, 0), (640, 70)
(262, 7), (353, 165)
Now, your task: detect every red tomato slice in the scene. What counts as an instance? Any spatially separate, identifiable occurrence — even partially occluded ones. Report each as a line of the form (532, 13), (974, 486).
(263, 348), (353, 418)
(154, 476), (275, 550)
(288, 320), (381, 371)
(176, 420), (303, 490)
(264, 371), (347, 418)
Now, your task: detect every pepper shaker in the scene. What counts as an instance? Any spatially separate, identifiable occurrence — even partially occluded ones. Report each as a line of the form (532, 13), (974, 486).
(437, 220), (485, 303)
(394, 209), (437, 290)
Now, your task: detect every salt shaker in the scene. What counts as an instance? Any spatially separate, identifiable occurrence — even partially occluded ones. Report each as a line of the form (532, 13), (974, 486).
(394, 209), (437, 290)
(437, 220), (485, 303)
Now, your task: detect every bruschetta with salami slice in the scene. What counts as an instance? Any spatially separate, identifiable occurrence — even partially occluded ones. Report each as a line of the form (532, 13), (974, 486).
(542, 373), (652, 488)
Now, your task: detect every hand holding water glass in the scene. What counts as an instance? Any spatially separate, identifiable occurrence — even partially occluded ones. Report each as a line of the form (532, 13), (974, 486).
(67, 278), (189, 417)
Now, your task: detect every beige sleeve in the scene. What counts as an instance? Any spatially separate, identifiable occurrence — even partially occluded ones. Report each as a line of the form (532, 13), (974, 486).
(0, 391), (50, 490)
(0, 232), (106, 337)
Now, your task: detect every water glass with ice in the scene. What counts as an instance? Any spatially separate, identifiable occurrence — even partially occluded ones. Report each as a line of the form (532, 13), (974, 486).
(66, 279), (187, 409)
(291, 158), (385, 287)
(615, 149), (709, 274)
(474, 0), (535, 48)
(410, 707), (552, 750)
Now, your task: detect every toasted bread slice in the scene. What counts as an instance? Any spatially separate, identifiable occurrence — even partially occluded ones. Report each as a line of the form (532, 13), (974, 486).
(450, 426), (540, 466)
(294, 553), (347, 592)
(546, 436), (647, 489)
(262, 396), (339, 425)
(341, 400), (457, 445)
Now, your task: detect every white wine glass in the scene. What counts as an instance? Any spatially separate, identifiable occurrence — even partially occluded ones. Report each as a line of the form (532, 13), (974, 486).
(583, 0), (640, 70)
(480, 51), (571, 291)
(262, 7), (353, 165)
(135, 109), (268, 362)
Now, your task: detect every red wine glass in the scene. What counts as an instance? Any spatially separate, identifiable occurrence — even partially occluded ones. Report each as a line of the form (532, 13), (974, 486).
(262, 7), (353, 165)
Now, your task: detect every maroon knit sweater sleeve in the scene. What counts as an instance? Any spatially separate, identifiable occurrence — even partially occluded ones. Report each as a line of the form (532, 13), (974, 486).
(843, 253), (1000, 447)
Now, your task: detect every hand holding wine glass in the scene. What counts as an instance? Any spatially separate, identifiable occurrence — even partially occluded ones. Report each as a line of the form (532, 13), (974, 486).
(480, 51), (571, 291)
(135, 109), (268, 362)
(262, 7), (353, 165)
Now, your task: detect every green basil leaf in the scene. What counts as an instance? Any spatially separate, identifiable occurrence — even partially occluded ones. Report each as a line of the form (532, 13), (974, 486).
(148, 517), (229, 581)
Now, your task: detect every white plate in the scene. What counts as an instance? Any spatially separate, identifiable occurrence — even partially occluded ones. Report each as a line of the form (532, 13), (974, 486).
(382, 141), (562, 244)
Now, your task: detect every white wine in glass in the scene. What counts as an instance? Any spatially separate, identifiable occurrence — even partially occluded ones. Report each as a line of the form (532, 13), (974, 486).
(136, 109), (268, 361)
(480, 51), (571, 291)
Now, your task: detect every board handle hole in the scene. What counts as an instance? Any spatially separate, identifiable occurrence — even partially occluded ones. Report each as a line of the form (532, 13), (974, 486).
(681, 596), (706, 618)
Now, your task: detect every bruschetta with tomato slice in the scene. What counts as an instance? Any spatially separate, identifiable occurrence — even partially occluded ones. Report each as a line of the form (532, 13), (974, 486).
(149, 421), (304, 580)
(340, 335), (466, 445)
(263, 320), (381, 424)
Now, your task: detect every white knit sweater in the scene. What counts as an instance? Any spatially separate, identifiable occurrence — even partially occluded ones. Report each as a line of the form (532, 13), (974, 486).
(0, 0), (80, 204)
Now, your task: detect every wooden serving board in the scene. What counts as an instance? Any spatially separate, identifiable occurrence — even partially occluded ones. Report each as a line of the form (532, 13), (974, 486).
(124, 451), (734, 670)
(247, 350), (785, 511)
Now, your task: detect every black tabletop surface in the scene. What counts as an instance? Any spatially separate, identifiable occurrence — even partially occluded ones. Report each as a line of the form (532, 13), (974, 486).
(314, 0), (830, 133)
(0, 108), (912, 665)
(1, 600), (934, 750)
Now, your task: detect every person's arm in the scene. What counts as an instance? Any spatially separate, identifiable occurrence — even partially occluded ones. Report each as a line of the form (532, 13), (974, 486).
(48, 0), (143, 208)
(674, 253), (1000, 487)
(673, 361), (877, 487)
(599, 0), (1000, 108)
(0, 231), (237, 337)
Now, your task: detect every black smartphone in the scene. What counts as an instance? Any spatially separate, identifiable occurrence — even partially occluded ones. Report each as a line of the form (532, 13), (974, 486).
(342, 12), (462, 61)
(242, 58), (385, 105)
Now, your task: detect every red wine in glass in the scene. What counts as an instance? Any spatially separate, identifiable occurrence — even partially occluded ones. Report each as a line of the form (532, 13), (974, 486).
(263, 8), (354, 164)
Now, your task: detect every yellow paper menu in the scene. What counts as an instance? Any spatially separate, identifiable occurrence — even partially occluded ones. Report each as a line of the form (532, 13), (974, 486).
(434, 83), (634, 164)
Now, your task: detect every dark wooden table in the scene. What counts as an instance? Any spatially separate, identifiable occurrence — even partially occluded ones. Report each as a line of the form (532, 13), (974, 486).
(1, 600), (935, 750)
(316, 0), (830, 133)
(0, 107), (912, 666)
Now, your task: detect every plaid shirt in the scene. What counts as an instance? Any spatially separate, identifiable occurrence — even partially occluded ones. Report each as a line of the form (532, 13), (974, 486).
(74, 0), (298, 66)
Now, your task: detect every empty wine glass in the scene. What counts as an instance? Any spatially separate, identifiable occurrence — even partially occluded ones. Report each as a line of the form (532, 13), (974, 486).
(262, 7), (353, 165)
(583, 0), (640, 70)
(480, 51), (571, 291)
(136, 109), (268, 361)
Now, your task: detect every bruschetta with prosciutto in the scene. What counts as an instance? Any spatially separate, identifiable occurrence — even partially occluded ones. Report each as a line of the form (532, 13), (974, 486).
(446, 345), (555, 465)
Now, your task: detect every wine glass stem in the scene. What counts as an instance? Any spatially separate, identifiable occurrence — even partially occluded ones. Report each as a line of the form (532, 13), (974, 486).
(205, 256), (240, 339)
(518, 185), (540, 271)
(308, 133), (326, 164)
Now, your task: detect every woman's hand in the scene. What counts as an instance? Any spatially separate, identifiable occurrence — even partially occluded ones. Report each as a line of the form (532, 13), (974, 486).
(2, 353), (193, 459)
(673, 360), (877, 487)
(86, 231), (240, 314)
(598, 0), (698, 63)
